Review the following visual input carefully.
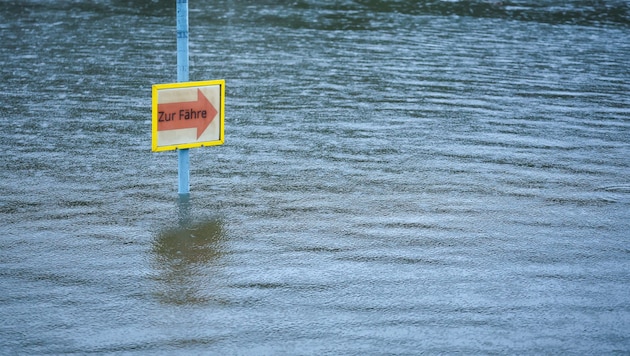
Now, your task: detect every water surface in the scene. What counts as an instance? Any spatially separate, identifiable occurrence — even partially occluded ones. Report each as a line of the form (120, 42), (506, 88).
(1, 0), (629, 354)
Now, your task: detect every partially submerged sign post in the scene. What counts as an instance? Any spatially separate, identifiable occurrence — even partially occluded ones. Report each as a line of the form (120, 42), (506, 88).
(152, 0), (224, 195)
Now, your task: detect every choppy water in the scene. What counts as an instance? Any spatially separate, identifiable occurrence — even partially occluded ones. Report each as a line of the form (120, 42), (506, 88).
(1, 0), (630, 354)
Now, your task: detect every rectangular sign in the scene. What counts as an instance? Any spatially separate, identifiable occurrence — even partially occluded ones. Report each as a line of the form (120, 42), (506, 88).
(152, 80), (225, 152)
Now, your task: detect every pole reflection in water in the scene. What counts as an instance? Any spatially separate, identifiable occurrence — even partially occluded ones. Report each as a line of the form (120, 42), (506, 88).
(151, 196), (227, 305)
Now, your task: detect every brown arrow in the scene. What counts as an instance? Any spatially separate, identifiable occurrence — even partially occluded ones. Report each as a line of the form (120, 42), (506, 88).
(157, 89), (218, 139)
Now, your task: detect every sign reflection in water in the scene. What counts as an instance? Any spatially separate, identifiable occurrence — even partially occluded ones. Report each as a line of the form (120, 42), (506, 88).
(152, 202), (226, 306)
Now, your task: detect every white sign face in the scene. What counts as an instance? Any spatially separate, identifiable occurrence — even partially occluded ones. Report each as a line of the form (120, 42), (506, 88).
(152, 80), (225, 152)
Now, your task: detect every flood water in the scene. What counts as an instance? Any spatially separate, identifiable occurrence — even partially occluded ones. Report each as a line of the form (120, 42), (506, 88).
(1, 0), (630, 354)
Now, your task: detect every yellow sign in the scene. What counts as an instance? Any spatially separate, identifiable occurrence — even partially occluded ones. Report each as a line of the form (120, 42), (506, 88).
(152, 80), (225, 152)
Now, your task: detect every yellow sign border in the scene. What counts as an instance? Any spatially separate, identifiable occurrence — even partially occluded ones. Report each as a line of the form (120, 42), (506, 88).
(152, 79), (225, 152)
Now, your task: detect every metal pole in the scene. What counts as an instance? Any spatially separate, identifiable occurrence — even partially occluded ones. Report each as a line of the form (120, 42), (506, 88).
(176, 0), (190, 195)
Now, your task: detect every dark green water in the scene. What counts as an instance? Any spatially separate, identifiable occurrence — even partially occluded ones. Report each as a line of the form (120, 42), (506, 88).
(1, 0), (629, 354)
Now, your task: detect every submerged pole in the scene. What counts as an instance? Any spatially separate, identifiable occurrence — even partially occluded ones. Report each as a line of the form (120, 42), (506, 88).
(176, 0), (190, 195)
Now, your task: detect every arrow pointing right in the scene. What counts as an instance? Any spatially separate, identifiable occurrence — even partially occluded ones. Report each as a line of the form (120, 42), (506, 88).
(157, 89), (218, 139)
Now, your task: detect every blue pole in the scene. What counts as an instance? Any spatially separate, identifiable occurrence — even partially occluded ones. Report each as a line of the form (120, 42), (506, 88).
(176, 0), (189, 83)
(176, 0), (190, 195)
(178, 148), (190, 195)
